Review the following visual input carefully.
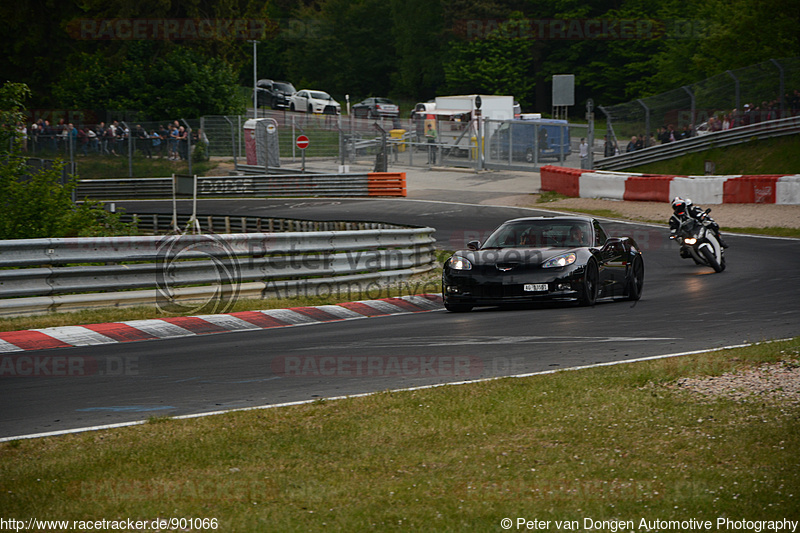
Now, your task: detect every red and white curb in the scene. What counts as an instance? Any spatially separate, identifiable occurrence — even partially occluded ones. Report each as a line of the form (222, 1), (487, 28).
(0, 294), (444, 353)
(541, 165), (800, 204)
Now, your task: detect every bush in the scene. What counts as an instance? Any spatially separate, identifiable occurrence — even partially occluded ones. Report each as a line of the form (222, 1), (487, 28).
(1, 81), (138, 239)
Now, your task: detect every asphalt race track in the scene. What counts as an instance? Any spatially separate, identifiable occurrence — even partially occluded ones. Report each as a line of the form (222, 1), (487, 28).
(1, 198), (798, 439)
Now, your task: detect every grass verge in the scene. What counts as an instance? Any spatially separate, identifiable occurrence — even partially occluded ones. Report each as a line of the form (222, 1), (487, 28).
(1, 338), (798, 531)
(0, 270), (445, 332)
(628, 135), (800, 176)
(73, 154), (220, 180)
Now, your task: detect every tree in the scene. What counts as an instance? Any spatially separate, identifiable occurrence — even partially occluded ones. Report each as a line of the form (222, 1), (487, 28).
(0, 82), (137, 239)
(53, 44), (243, 119)
(442, 16), (538, 107)
(285, 0), (398, 99)
(390, 0), (446, 100)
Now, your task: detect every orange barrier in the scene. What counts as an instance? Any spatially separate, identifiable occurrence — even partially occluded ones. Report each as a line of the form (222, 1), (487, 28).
(540, 165), (584, 197)
(623, 175), (675, 202)
(367, 172), (407, 197)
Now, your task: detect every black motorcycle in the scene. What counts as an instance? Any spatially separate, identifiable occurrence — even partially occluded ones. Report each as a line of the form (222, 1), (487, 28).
(670, 209), (726, 273)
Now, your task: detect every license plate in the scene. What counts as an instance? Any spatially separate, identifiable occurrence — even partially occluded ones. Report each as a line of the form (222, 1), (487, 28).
(524, 283), (548, 292)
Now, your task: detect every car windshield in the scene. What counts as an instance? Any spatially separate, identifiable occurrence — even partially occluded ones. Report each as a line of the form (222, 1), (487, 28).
(482, 220), (592, 248)
(309, 91), (331, 100)
(274, 82), (296, 93)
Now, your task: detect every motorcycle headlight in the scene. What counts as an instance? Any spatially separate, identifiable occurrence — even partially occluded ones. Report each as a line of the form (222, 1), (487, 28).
(446, 255), (472, 271)
(542, 253), (577, 269)
(684, 237), (697, 245)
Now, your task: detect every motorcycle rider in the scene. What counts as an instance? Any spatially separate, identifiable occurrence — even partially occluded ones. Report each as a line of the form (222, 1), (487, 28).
(669, 196), (728, 249)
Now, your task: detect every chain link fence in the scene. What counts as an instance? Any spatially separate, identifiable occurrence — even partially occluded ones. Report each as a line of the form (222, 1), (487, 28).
(22, 110), (598, 177)
(598, 56), (800, 154)
(23, 118), (205, 177)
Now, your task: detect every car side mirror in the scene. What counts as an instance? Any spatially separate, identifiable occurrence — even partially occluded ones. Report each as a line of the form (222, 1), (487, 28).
(467, 240), (481, 250)
(602, 237), (624, 251)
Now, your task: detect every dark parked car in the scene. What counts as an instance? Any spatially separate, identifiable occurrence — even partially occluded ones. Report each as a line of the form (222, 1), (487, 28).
(351, 97), (400, 118)
(442, 216), (644, 312)
(255, 79), (297, 109)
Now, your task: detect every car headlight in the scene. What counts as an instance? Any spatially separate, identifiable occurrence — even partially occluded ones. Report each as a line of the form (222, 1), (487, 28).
(542, 253), (577, 269)
(446, 255), (472, 271)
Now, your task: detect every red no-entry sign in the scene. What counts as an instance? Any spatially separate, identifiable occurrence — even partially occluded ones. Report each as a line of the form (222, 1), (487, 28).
(296, 135), (309, 150)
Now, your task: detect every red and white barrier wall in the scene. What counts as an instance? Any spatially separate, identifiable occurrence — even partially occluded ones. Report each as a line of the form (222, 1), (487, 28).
(540, 166), (800, 204)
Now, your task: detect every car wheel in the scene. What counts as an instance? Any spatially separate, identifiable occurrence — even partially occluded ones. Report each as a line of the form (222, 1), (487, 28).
(308, 104), (313, 114)
(290, 103), (295, 112)
(578, 259), (599, 306)
(626, 254), (644, 301)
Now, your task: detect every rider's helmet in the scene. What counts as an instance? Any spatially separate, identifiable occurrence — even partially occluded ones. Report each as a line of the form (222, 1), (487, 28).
(671, 197), (687, 216)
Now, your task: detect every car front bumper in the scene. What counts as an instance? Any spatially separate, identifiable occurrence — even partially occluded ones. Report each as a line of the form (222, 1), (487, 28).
(442, 265), (588, 306)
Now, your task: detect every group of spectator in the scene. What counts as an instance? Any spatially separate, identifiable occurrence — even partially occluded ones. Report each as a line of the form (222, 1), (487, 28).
(17, 119), (206, 161)
(611, 89), (800, 156)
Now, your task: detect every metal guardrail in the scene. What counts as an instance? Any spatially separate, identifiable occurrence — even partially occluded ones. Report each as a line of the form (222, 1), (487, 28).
(595, 116), (800, 171)
(118, 212), (405, 235)
(75, 172), (406, 200)
(0, 229), (437, 316)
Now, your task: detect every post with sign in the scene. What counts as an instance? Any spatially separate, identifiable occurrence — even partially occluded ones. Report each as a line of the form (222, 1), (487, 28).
(552, 74), (575, 121)
(296, 134), (309, 173)
(172, 174), (200, 234)
(474, 95), (483, 170)
(586, 98), (595, 170)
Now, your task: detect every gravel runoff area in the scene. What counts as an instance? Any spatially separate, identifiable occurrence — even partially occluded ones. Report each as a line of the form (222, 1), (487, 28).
(486, 195), (800, 230)
(672, 359), (800, 406)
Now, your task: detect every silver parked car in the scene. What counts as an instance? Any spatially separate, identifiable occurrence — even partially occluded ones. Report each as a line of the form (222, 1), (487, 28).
(351, 97), (400, 118)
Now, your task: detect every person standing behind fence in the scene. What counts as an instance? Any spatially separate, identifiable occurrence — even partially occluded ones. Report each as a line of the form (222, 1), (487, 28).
(77, 125), (88, 156)
(579, 137), (589, 168)
(169, 123), (179, 160)
(425, 123), (437, 164)
(17, 122), (28, 152)
(105, 122), (117, 155)
(150, 129), (162, 158)
(117, 122), (129, 155)
(87, 126), (98, 153)
(136, 124), (151, 158)
(603, 135), (615, 157)
(177, 125), (188, 160)
(67, 124), (78, 155)
(158, 124), (169, 158)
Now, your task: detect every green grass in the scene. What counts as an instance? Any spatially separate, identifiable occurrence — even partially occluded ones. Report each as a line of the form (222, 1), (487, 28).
(629, 135), (800, 175)
(74, 153), (219, 180)
(2, 338), (798, 531)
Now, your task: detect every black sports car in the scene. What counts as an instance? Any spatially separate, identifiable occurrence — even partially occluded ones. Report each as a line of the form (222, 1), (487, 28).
(442, 216), (644, 312)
